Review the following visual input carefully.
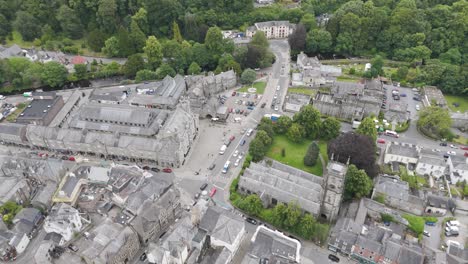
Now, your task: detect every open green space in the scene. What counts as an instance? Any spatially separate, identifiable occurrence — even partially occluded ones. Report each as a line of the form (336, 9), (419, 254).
(337, 76), (361, 82)
(266, 135), (326, 176)
(445, 95), (468, 113)
(288, 87), (317, 96)
(6, 102), (28, 122)
(238, 81), (267, 94)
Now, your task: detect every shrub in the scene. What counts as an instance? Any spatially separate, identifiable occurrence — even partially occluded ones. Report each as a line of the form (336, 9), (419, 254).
(304, 142), (319, 166)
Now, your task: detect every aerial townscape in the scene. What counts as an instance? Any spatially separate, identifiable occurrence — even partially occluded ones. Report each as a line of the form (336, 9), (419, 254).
(0, 0), (467, 264)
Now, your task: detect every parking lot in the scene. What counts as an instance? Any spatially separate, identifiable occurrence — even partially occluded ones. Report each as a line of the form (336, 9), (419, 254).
(442, 216), (468, 249)
(219, 90), (263, 120)
(382, 84), (421, 120)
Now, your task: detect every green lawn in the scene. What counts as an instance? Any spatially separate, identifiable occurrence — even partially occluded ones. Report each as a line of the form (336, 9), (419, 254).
(238, 81), (267, 94)
(288, 87), (317, 96)
(445, 95), (468, 113)
(266, 135), (327, 176)
(337, 76), (361, 82)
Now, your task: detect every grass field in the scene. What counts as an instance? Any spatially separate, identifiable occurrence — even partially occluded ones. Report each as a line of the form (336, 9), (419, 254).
(288, 87), (317, 96)
(266, 135), (327, 176)
(337, 76), (361, 82)
(238, 81), (267, 94)
(445, 95), (468, 113)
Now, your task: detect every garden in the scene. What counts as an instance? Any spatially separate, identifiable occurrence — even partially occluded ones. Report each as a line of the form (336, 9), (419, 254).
(238, 81), (267, 94)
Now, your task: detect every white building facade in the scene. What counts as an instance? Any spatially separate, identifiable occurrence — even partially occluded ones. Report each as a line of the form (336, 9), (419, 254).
(43, 203), (83, 241)
(246, 21), (295, 39)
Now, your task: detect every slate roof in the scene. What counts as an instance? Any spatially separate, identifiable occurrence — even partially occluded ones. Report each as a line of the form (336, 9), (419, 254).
(199, 206), (244, 246)
(374, 175), (410, 201)
(387, 143), (419, 158)
(398, 244), (424, 264)
(13, 207), (41, 226)
(254, 21), (293, 28)
(239, 161), (323, 215)
(130, 75), (186, 108)
(17, 97), (60, 121)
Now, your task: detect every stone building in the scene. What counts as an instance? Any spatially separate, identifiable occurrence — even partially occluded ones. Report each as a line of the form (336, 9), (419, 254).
(238, 159), (347, 221)
(43, 203), (83, 241)
(451, 112), (468, 131)
(16, 92), (64, 126)
(312, 80), (383, 121)
(186, 71), (237, 118)
(294, 52), (341, 87)
(246, 21), (295, 39)
(80, 219), (140, 264)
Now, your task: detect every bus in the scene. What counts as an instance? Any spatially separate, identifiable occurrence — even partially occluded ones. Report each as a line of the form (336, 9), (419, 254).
(385, 130), (399, 138)
(222, 161), (231, 174)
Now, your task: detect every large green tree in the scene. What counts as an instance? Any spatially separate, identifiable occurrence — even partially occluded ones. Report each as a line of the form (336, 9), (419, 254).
(293, 105), (322, 138)
(275, 116), (293, 134)
(320, 117), (341, 140)
(417, 106), (452, 139)
(13, 11), (41, 41)
(123, 54), (145, 78)
(287, 123), (305, 143)
(144, 36), (163, 70)
(344, 164), (373, 200)
(356, 117), (377, 142)
(304, 142), (320, 166)
(41, 62), (68, 88)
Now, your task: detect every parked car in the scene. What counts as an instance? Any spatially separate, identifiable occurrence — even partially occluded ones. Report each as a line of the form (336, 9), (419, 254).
(162, 168), (172, 173)
(461, 146), (468, 150)
(232, 91), (236, 96)
(208, 164), (216, 170)
(233, 150), (239, 157)
(140, 253), (147, 261)
(150, 167), (160, 172)
(423, 230), (430, 237)
(240, 139), (246, 146)
(194, 193), (201, 200)
(234, 158), (241, 167)
(209, 187), (217, 197)
(328, 254), (340, 262)
(68, 244), (79, 252)
(229, 135), (235, 141)
(464, 152), (468, 157)
(68, 156), (76, 162)
(261, 102), (266, 108)
(440, 142), (448, 146)
(246, 217), (258, 225)
(447, 151), (456, 156)
(377, 138), (386, 144)
(400, 93), (407, 97)
(200, 183), (208, 190)
(450, 144), (458, 149)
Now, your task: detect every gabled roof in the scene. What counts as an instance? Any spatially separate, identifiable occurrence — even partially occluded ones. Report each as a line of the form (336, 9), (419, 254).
(199, 206), (244, 246)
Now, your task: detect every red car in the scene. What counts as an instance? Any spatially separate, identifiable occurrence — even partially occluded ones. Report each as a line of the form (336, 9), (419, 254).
(461, 146), (468, 150)
(68, 156), (76, 161)
(229, 135), (235, 142)
(232, 91), (236, 96)
(209, 187), (217, 197)
(162, 168), (172, 173)
(464, 152), (468, 157)
(377, 138), (386, 144)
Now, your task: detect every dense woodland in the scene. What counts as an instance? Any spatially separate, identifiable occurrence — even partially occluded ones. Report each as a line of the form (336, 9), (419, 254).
(0, 0), (466, 94)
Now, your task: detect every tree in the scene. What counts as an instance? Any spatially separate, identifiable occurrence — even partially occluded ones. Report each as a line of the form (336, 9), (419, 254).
(205, 26), (224, 55)
(172, 21), (183, 43)
(328, 132), (378, 177)
(240, 69), (256, 84)
(74, 64), (87, 80)
(293, 105), (322, 138)
(288, 24), (307, 52)
(271, 203), (288, 227)
(344, 164), (373, 200)
(116, 27), (133, 57)
(304, 142), (320, 166)
(300, 13), (317, 31)
(96, 0), (117, 34)
(123, 54), (145, 78)
(57, 5), (83, 39)
(102, 36), (120, 57)
(249, 138), (266, 162)
(275, 116), (292, 134)
(135, 69), (157, 82)
(306, 29), (333, 54)
(87, 30), (107, 52)
(320, 117), (341, 140)
(417, 106), (452, 139)
(156, 63), (176, 79)
(300, 214), (317, 239)
(356, 117), (378, 142)
(255, 130), (272, 146)
(257, 117), (275, 138)
(287, 123), (305, 143)
(129, 21), (146, 53)
(188, 62), (201, 75)
(41, 62), (68, 88)
(250, 31), (269, 49)
(144, 36), (163, 70)
(365, 55), (384, 78)
(239, 194), (263, 216)
(216, 54), (241, 75)
(284, 202), (302, 229)
(439, 48), (462, 65)
(13, 11), (41, 41)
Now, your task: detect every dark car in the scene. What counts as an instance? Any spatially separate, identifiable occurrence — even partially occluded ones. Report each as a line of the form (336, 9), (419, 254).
(150, 167), (160, 172)
(140, 253), (147, 261)
(142, 166), (150, 170)
(261, 102), (266, 108)
(194, 193), (201, 200)
(328, 254), (340, 262)
(68, 244), (79, 252)
(208, 164), (216, 170)
(240, 139), (246, 146)
(246, 217), (258, 225)
(440, 142), (448, 146)
(200, 183), (208, 190)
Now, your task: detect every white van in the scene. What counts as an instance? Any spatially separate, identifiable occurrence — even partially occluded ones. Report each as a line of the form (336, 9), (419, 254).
(447, 220), (460, 227)
(222, 161), (231, 174)
(219, 145), (227, 155)
(246, 128), (253, 136)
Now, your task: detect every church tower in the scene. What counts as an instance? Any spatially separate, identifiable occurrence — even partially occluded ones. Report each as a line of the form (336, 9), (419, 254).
(320, 156), (348, 222)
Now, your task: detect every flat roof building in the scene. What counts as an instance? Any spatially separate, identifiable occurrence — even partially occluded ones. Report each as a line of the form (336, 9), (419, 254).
(16, 93), (64, 126)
